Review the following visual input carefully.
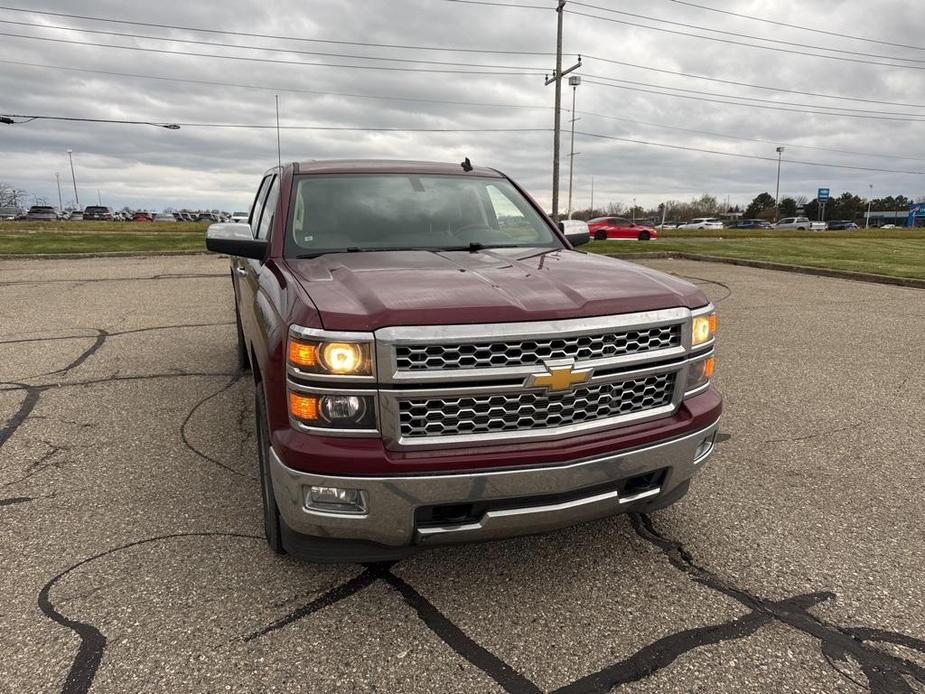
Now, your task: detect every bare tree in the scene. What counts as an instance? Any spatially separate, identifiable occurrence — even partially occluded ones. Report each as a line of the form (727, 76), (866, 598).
(0, 181), (29, 207)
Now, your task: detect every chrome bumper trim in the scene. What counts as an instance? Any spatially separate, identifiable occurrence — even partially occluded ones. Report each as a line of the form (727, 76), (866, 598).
(268, 419), (720, 547)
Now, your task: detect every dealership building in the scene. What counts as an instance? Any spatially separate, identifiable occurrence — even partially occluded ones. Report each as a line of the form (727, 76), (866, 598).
(864, 204), (925, 227)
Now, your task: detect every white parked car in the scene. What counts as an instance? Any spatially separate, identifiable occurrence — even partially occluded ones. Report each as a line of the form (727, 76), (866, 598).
(677, 218), (724, 230)
(773, 217), (825, 231)
(153, 213), (177, 222)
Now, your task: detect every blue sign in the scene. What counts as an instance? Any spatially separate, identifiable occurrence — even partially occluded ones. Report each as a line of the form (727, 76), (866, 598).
(818, 188), (830, 202)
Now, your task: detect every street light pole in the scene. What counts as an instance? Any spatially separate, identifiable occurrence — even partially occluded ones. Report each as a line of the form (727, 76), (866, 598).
(774, 146), (784, 222)
(866, 184), (873, 229)
(632, 198), (636, 223)
(566, 74), (581, 219)
(545, 0), (580, 223)
(67, 149), (79, 209)
(55, 172), (63, 211)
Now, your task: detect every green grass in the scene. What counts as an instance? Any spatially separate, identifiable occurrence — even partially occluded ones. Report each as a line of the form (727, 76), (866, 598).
(2, 222), (923, 280)
(0, 232), (206, 255)
(588, 235), (925, 279)
(0, 220), (208, 234)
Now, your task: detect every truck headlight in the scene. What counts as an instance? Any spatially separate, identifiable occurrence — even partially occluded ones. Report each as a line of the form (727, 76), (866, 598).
(288, 392), (377, 429)
(691, 312), (717, 347)
(288, 338), (373, 376)
(686, 355), (715, 392)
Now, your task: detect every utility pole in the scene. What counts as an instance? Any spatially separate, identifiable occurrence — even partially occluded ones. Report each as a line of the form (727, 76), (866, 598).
(866, 184), (873, 229)
(97, 189), (102, 206)
(632, 198), (637, 223)
(67, 149), (80, 209)
(590, 176), (594, 215)
(55, 172), (63, 210)
(774, 146), (784, 222)
(545, 0), (580, 223)
(566, 74), (581, 219)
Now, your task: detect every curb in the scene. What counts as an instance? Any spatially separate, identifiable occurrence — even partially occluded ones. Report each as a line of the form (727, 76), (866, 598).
(0, 250), (211, 260)
(607, 251), (925, 290)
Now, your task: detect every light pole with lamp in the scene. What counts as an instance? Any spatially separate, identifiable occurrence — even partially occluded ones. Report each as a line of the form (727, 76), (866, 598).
(566, 74), (581, 219)
(67, 149), (80, 209)
(774, 146), (784, 222)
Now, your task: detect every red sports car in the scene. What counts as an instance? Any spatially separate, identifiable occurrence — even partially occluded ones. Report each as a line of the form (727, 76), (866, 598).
(587, 217), (658, 241)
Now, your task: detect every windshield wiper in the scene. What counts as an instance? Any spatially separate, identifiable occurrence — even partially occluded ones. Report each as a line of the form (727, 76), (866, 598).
(439, 243), (527, 253)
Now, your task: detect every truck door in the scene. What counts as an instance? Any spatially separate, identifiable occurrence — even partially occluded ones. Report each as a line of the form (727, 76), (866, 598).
(235, 174), (274, 351)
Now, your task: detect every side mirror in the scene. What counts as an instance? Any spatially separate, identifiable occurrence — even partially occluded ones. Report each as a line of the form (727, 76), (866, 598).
(564, 229), (590, 247)
(205, 223), (267, 260)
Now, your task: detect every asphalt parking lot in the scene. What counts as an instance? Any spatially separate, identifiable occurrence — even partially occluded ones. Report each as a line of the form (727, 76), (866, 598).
(1, 254), (923, 693)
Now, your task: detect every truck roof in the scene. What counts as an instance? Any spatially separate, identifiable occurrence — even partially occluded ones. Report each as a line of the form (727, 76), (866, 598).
(266, 159), (504, 177)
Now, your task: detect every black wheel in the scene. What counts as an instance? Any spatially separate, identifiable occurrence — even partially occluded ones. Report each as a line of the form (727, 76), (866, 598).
(638, 231), (651, 241)
(255, 387), (285, 555)
(234, 307), (250, 371)
(594, 229), (607, 240)
(798, 226), (806, 230)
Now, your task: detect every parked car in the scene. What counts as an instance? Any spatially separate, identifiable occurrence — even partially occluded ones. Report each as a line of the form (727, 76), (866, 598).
(826, 220), (859, 231)
(0, 206), (23, 220)
(197, 212), (220, 223)
(132, 212), (154, 222)
(676, 218), (724, 230)
(205, 159), (721, 561)
(587, 217), (658, 241)
(880, 224), (897, 229)
(153, 213), (177, 222)
(773, 217), (825, 231)
(26, 205), (58, 221)
(230, 211), (249, 224)
(732, 219), (772, 230)
(83, 205), (114, 221)
(177, 212), (196, 223)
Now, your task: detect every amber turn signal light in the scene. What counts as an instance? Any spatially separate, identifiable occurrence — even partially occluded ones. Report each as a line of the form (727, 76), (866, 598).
(288, 392), (320, 422)
(288, 339), (319, 368)
(703, 356), (715, 378)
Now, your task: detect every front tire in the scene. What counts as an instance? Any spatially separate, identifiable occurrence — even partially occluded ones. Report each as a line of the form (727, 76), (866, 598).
(255, 388), (285, 555)
(638, 231), (651, 241)
(594, 229), (607, 241)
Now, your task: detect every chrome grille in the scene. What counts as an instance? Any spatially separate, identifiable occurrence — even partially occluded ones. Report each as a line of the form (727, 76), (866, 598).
(398, 373), (676, 438)
(395, 325), (681, 371)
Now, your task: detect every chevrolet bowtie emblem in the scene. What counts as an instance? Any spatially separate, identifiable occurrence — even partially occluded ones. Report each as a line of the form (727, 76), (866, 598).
(527, 363), (592, 392)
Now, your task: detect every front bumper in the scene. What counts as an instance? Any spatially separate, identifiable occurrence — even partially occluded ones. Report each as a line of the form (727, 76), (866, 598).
(269, 419), (719, 551)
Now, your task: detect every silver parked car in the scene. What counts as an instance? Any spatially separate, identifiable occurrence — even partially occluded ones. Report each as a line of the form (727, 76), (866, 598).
(26, 205), (57, 221)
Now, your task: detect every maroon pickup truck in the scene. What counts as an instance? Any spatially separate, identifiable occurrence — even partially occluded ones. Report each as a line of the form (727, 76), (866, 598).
(206, 160), (720, 562)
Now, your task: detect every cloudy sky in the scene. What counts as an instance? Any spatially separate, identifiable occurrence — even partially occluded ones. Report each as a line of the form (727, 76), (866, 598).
(1, 0), (923, 213)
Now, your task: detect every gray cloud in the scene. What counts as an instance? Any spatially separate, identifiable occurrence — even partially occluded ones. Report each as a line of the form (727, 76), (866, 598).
(1, 0), (923, 212)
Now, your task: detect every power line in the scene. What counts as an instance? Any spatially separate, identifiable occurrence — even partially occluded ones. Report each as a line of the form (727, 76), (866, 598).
(583, 78), (925, 122)
(7, 57), (920, 162)
(581, 54), (925, 110)
(570, 1), (925, 64)
(1, 114), (551, 133)
(0, 19), (548, 71)
(660, 0), (925, 52)
(576, 110), (925, 163)
(7, 109), (923, 175)
(585, 73), (923, 118)
(440, 0), (550, 8)
(0, 30), (544, 75)
(574, 131), (925, 175)
(566, 8), (925, 71)
(0, 4), (561, 56)
(0, 59), (552, 112)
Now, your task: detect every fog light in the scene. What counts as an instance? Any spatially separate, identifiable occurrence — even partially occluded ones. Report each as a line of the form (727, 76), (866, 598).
(694, 434), (715, 462)
(305, 485), (367, 514)
(320, 395), (364, 422)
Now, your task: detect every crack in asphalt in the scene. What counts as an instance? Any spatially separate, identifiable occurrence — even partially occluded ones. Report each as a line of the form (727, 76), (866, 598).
(1, 439), (69, 489)
(179, 374), (254, 479)
(0, 381), (42, 451)
(0, 321), (234, 346)
(670, 273), (733, 303)
(763, 423), (859, 445)
(243, 563), (390, 642)
(0, 272), (225, 287)
(630, 513), (925, 694)
(0, 495), (32, 507)
(37, 532), (262, 694)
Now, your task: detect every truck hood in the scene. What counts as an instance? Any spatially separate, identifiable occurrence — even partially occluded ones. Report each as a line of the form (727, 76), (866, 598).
(284, 248), (707, 331)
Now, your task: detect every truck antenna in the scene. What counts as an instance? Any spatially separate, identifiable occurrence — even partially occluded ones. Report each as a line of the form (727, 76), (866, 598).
(275, 94), (282, 173)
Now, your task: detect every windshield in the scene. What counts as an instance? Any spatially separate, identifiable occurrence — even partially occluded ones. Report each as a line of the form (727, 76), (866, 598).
(286, 174), (561, 256)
